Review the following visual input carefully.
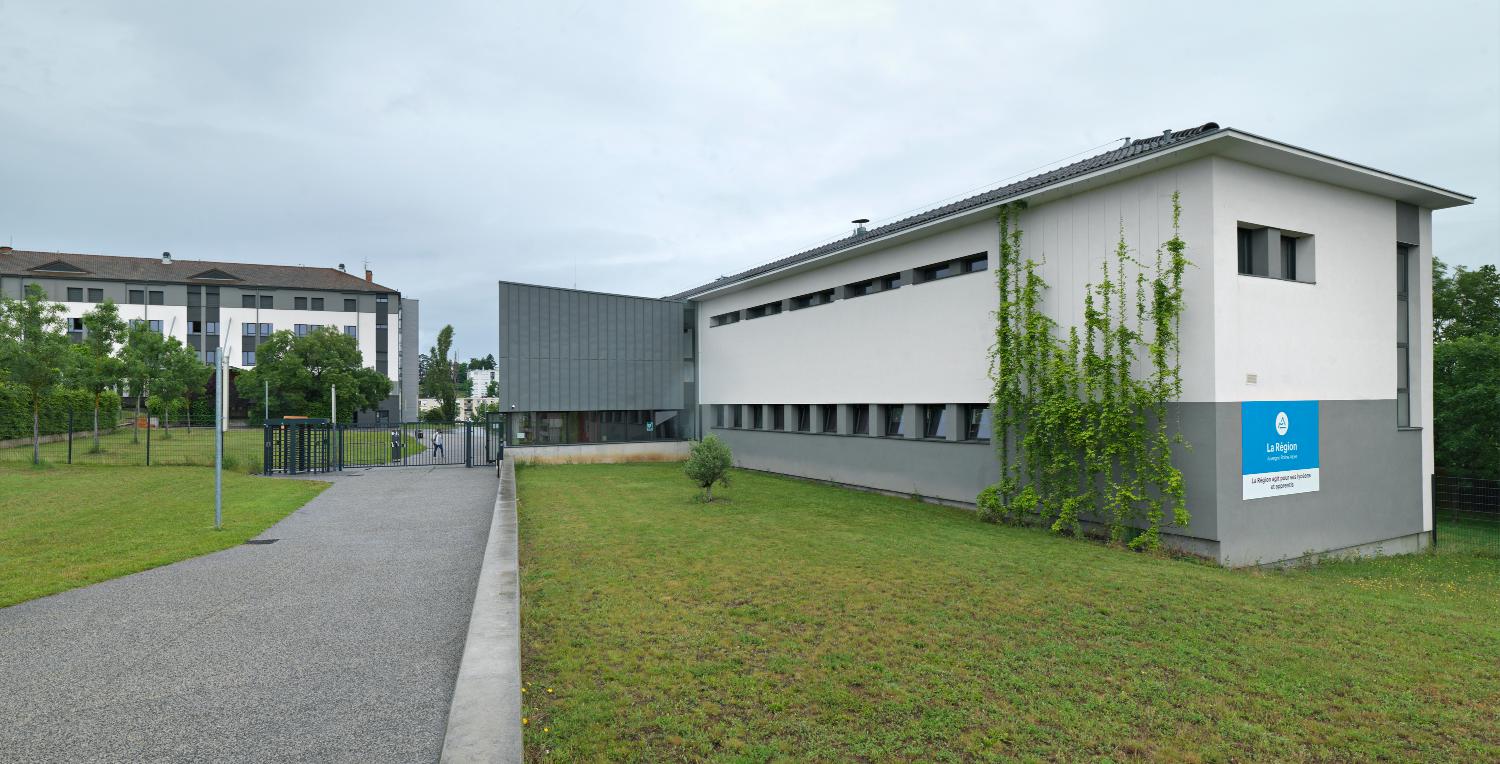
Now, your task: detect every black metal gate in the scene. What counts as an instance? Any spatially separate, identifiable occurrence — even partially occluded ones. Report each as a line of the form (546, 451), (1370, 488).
(264, 419), (335, 475)
(264, 420), (499, 473)
(336, 422), (476, 468)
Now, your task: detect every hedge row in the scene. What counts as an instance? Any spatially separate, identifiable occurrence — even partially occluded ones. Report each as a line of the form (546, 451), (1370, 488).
(0, 383), (123, 441)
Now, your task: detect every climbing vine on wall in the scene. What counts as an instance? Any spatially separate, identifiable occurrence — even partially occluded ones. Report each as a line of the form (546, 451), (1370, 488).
(978, 193), (1190, 550)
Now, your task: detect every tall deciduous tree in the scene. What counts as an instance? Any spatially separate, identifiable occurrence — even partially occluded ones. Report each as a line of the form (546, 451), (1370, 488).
(149, 337), (212, 434)
(1432, 257), (1500, 476)
(121, 322), (169, 443)
(1433, 257), (1500, 343)
(428, 325), (458, 421)
(236, 327), (391, 422)
(74, 300), (128, 452)
(0, 284), (71, 464)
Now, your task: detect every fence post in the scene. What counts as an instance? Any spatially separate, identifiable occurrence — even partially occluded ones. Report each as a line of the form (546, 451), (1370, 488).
(145, 416), (151, 466)
(67, 410), (73, 465)
(1430, 474), (1438, 550)
(465, 422), (473, 468)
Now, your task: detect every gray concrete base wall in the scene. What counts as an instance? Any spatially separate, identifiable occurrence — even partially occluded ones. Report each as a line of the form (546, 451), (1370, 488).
(704, 398), (1425, 567)
(507, 440), (691, 465)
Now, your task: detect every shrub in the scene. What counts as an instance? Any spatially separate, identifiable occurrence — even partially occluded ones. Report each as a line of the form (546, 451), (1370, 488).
(976, 483), (1003, 523)
(0, 383), (120, 441)
(684, 435), (733, 501)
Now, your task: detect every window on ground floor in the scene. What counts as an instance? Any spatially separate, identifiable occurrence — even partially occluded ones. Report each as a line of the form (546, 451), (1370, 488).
(964, 404), (992, 441)
(821, 405), (837, 433)
(922, 404), (946, 439)
(851, 404), (870, 435)
(751, 405), (764, 429)
(883, 404), (904, 437)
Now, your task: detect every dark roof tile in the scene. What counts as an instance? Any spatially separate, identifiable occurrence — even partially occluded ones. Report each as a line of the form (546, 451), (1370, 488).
(0, 250), (397, 293)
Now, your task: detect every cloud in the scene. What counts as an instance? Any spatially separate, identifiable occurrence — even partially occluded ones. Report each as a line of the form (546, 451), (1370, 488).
(1, 0), (1495, 354)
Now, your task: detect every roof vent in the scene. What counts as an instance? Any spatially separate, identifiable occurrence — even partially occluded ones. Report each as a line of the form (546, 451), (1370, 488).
(338, 263), (346, 272)
(161, 251), (172, 264)
(1162, 129), (1173, 139)
(852, 218), (870, 235)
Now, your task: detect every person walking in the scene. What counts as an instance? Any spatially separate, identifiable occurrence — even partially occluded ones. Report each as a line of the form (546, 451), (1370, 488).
(433, 430), (444, 459)
(389, 429), (401, 463)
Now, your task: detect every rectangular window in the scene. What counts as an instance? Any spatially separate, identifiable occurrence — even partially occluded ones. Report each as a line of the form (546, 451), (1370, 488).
(88, 288), (103, 303)
(67, 287), (83, 302)
(189, 320), (203, 334)
(187, 287), (201, 307)
(964, 404), (992, 441)
(295, 296), (308, 310)
(260, 295), (273, 309)
(771, 406), (785, 430)
(821, 405), (837, 433)
(1397, 246), (1412, 427)
(129, 289), (145, 305)
(844, 278), (875, 298)
(294, 324), (309, 337)
(879, 273), (901, 291)
(1238, 228), (1254, 275)
(244, 323), (257, 336)
(790, 289), (836, 310)
(751, 405), (764, 429)
(746, 301), (782, 319)
(148, 320), (162, 333)
(260, 323), (272, 335)
(243, 350), (256, 365)
(732, 405), (744, 429)
(710, 311), (741, 327)
(204, 348), (217, 365)
(206, 287), (219, 308)
(960, 253), (988, 273)
(68, 317), (84, 337)
(1282, 237), (1298, 281)
(795, 405), (811, 432)
(243, 294), (257, 308)
(884, 405), (905, 437)
(344, 298), (357, 312)
(922, 404), (947, 439)
(311, 297), (324, 311)
(852, 405), (870, 435)
(917, 261), (956, 283)
(148, 290), (164, 305)
(205, 322), (219, 335)
(344, 325), (358, 337)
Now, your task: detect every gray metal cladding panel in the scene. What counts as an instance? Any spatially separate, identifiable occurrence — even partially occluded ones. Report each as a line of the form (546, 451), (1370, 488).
(498, 281), (684, 411)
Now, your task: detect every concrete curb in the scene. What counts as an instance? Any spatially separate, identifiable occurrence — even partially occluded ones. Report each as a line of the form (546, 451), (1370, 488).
(440, 458), (522, 763)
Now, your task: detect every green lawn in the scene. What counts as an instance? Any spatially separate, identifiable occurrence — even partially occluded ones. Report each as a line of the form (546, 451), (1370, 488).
(0, 425), (425, 472)
(0, 464), (328, 607)
(518, 463), (1500, 762)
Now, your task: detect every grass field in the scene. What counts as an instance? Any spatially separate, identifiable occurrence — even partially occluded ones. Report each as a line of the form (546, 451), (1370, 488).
(517, 463), (1500, 762)
(0, 425), (426, 472)
(0, 464), (328, 607)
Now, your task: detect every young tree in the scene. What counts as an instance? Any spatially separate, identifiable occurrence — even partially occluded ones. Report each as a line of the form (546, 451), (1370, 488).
(684, 435), (733, 502)
(236, 327), (391, 422)
(121, 322), (169, 443)
(73, 300), (128, 451)
(149, 337), (211, 435)
(428, 325), (458, 421)
(0, 284), (71, 464)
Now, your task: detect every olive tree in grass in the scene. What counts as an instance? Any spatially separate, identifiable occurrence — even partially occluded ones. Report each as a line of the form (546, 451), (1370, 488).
(684, 435), (733, 501)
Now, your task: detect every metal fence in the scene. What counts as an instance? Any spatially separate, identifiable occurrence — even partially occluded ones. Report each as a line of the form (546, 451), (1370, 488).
(1433, 475), (1500, 557)
(0, 413), (502, 475)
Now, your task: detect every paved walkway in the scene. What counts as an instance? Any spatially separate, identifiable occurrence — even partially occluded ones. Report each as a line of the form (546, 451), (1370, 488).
(0, 466), (497, 763)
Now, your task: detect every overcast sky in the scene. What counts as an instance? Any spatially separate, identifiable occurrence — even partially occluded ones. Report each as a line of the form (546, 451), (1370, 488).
(2, 1), (1496, 356)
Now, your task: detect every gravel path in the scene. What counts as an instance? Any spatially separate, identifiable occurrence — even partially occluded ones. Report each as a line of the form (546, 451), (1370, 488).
(0, 465), (496, 763)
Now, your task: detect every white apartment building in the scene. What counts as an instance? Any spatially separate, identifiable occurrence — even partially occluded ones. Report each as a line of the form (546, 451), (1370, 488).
(0, 248), (420, 423)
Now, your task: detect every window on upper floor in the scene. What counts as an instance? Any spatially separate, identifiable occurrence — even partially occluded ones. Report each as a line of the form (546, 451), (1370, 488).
(295, 296), (307, 310)
(790, 288), (836, 310)
(148, 320), (162, 333)
(746, 301), (782, 319)
(260, 323), (272, 335)
(710, 311), (741, 327)
(1397, 245), (1413, 427)
(189, 320), (203, 334)
(844, 278), (875, 298)
(1238, 224), (1314, 282)
(243, 350), (256, 366)
(148, 290), (164, 305)
(960, 253), (988, 273)
(67, 287), (83, 302)
(879, 273), (902, 291)
(294, 324), (310, 337)
(129, 289), (145, 305)
(88, 288), (103, 303)
(311, 297), (324, 311)
(205, 322), (219, 335)
(344, 297), (357, 311)
(260, 295), (274, 309)
(242, 294), (257, 308)
(345, 325), (358, 338)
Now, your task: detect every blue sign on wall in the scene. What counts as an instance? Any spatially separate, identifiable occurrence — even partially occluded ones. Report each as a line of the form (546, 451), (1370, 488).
(1241, 400), (1320, 500)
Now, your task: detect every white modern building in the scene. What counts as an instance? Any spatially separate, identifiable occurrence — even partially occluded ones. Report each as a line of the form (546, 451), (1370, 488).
(0, 248), (419, 423)
(498, 122), (1473, 566)
(467, 368), (498, 397)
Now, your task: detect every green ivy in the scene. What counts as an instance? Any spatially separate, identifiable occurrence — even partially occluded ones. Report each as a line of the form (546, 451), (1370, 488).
(983, 193), (1189, 550)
